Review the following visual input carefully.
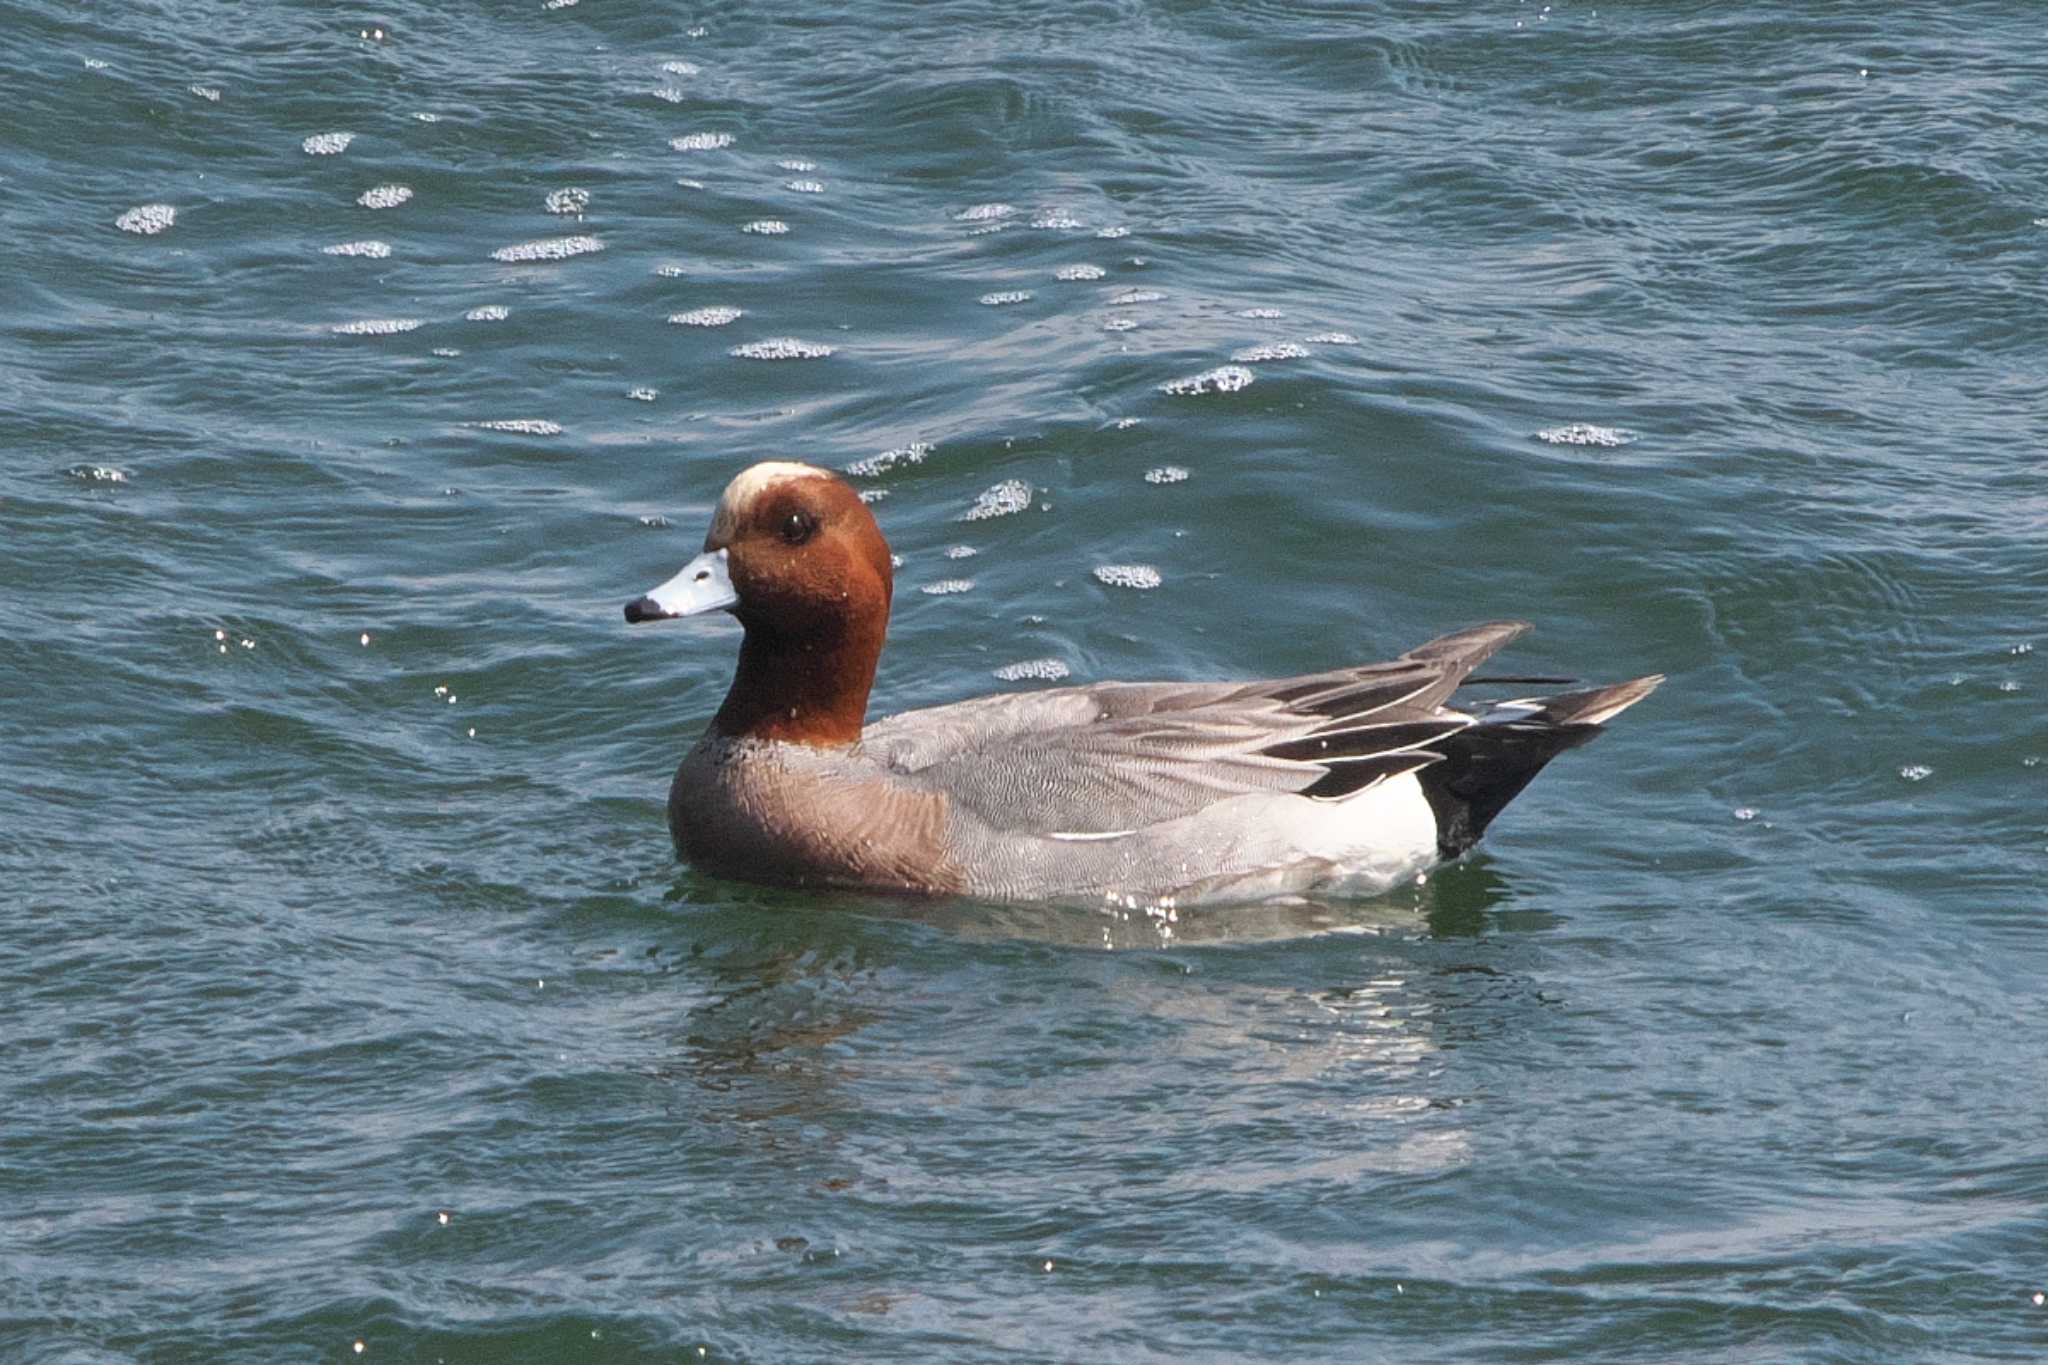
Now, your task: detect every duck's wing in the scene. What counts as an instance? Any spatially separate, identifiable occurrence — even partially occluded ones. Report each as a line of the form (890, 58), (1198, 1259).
(864, 622), (1533, 837)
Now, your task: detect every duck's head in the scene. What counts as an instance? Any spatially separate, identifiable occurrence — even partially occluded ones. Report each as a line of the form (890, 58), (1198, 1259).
(625, 461), (893, 745)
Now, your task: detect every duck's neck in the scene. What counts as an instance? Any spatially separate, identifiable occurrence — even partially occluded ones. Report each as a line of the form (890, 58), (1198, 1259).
(712, 615), (883, 746)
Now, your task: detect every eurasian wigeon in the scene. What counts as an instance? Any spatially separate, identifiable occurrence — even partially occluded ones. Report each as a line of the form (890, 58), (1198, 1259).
(626, 461), (1661, 906)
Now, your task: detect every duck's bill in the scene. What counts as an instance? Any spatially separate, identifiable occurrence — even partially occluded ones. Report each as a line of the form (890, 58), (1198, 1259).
(624, 548), (737, 623)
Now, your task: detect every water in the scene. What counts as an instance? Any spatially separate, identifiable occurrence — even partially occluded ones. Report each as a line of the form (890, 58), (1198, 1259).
(5, 1), (2047, 1359)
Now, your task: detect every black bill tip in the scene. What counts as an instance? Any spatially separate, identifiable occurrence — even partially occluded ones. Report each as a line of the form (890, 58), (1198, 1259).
(623, 596), (670, 624)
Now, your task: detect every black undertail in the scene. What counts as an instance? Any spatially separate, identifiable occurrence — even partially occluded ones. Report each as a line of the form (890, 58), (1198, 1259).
(1414, 720), (1605, 859)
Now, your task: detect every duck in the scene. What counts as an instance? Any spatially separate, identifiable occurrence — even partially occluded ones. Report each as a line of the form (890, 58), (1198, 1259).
(625, 460), (1661, 907)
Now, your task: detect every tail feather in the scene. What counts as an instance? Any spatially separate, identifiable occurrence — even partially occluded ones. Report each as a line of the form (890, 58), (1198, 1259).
(1418, 674), (1662, 858)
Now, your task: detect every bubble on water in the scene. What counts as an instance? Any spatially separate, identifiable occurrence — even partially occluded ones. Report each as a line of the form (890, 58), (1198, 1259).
(1303, 331), (1361, 344)
(322, 239), (390, 258)
(956, 202), (1015, 222)
(979, 291), (1032, 306)
(1898, 764), (1932, 782)
(1056, 264), (1106, 281)
(464, 305), (508, 322)
(669, 306), (743, 326)
(1102, 317), (1138, 332)
(1537, 423), (1636, 447)
(116, 204), (176, 235)
(1109, 289), (1164, 305)
(626, 387), (658, 402)
(728, 337), (833, 359)
(1144, 465), (1189, 484)
(2025, 757), (2042, 769)
(2034, 1290), (2045, 1306)
(778, 159), (817, 172)
(963, 479), (1033, 521)
(67, 464), (129, 483)
(471, 419), (562, 435)
(490, 234), (603, 262)
(995, 658), (1071, 682)
(921, 579), (974, 595)
(662, 60), (701, 75)
(2012, 642), (2035, 656)
(1732, 807), (1759, 821)
(331, 318), (421, 335)
(1232, 341), (1311, 362)
(671, 132), (735, 151)
(544, 186), (590, 215)
(1094, 564), (1162, 589)
(1238, 307), (1284, 319)
(785, 180), (825, 194)
(1031, 209), (1083, 229)
(191, 85), (222, 101)
(845, 441), (933, 477)
(302, 131), (355, 155)
(742, 219), (790, 235)
(357, 185), (412, 210)
(1160, 365), (1254, 396)
(1096, 225), (1131, 239)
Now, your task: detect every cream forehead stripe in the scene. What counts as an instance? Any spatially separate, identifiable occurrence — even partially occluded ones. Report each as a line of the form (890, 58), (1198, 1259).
(709, 461), (835, 540)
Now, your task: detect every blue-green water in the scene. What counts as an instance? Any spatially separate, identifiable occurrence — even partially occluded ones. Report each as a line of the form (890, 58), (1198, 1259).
(5, 1), (2047, 1359)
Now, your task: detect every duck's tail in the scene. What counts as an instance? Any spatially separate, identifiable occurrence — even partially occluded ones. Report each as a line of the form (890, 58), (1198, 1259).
(1419, 673), (1663, 859)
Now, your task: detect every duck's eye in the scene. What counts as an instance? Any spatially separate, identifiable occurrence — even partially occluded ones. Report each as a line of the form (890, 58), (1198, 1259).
(780, 510), (818, 545)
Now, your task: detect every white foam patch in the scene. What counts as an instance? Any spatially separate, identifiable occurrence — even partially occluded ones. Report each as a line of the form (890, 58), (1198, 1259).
(1159, 365), (1253, 396)
(956, 202), (1015, 222)
(979, 291), (1032, 306)
(1095, 225), (1131, 239)
(1304, 331), (1361, 344)
(994, 658), (1070, 682)
(1109, 289), (1164, 305)
(465, 305), (508, 321)
(668, 306), (743, 326)
(116, 204), (175, 235)
(1094, 564), (1162, 589)
(67, 464), (129, 483)
(943, 545), (978, 559)
(1232, 341), (1311, 362)
(1144, 465), (1189, 484)
(654, 264), (687, 277)
(785, 179), (825, 194)
(1056, 264), (1106, 281)
(1102, 317), (1137, 332)
(472, 419), (562, 435)
(741, 219), (789, 235)
(1537, 423), (1637, 447)
(323, 240), (390, 257)
(626, 387), (658, 402)
(1898, 764), (1932, 782)
(675, 178), (705, 190)
(1238, 307), (1284, 319)
(357, 185), (412, 209)
(651, 87), (687, 103)
(844, 441), (933, 477)
(728, 337), (833, 359)
(491, 235), (603, 261)
(661, 60), (701, 76)
(920, 579), (974, 595)
(963, 479), (1033, 521)
(1031, 209), (1083, 229)
(544, 187), (590, 214)
(302, 132), (354, 155)
(778, 159), (817, 172)
(191, 85), (221, 101)
(671, 132), (734, 150)
(331, 318), (421, 335)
